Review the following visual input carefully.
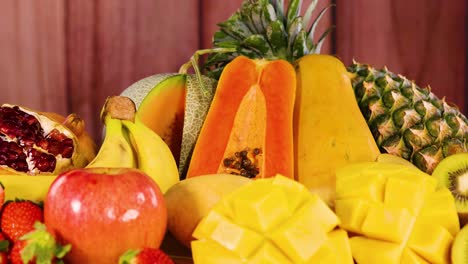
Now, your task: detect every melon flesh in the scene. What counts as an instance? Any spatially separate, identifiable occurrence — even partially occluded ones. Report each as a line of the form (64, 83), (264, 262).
(137, 75), (186, 164)
(122, 73), (217, 177)
(335, 162), (458, 264)
(192, 175), (353, 263)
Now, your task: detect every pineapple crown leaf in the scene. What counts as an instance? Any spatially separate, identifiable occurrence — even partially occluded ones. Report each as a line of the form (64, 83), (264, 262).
(204, 0), (333, 80)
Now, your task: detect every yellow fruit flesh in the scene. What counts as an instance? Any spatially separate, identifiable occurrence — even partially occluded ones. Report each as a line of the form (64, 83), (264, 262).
(192, 175), (353, 263)
(336, 162), (458, 264)
(164, 174), (251, 248)
(294, 55), (380, 206)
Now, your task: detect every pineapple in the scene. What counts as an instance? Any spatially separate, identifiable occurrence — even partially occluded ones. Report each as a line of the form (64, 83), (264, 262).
(348, 63), (468, 173)
(204, 0), (468, 173)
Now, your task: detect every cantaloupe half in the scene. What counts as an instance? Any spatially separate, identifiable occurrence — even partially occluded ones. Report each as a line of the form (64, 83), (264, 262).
(121, 73), (217, 177)
(137, 75), (186, 163)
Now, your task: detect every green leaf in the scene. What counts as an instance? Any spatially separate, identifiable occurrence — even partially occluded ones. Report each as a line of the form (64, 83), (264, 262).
(270, 0), (285, 23)
(292, 30), (308, 60)
(302, 0), (318, 29)
(250, 3), (265, 34)
(287, 16), (304, 59)
(0, 239), (8, 253)
(242, 34), (273, 56)
(260, 1), (277, 28)
(218, 13), (253, 40)
(307, 4), (334, 50)
(314, 25), (334, 54)
(286, 0), (302, 29)
(213, 31), (241, 48)
(266, 20), (288, 59)
(20, 222), (71, 264)
(118, 249), (141, 264)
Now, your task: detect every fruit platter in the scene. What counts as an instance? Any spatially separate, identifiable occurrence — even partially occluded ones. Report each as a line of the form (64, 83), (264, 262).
(0, 0), (467, 263)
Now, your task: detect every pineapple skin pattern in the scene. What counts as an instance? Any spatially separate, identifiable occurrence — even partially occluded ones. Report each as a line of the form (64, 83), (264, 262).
(348, 62), (468, 174)
(204, 0), (468, 174)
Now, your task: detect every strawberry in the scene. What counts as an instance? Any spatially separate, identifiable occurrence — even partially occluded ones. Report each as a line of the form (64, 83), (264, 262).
(0, 233), (9, 264)
(9, 240), (33, 264)
(9, 222), (70, 264)
(0, 200), (43, 242)
(119, 248), (175, 264)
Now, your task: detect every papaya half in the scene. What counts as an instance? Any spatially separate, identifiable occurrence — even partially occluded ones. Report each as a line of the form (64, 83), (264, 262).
(187, 56), (296, 179)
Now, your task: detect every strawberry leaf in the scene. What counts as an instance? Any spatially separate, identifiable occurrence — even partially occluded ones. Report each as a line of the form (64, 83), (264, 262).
(20, 222), (71, 264)
(0, 239), (9, 252)
(118, 249), (141, 264)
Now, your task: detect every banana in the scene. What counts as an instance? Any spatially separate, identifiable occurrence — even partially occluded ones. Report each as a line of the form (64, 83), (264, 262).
(86, 116), (136, 168)
(122, 118), (179, 193)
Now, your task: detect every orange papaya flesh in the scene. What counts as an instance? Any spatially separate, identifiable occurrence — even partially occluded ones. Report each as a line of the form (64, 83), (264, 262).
(137, 75), (186, 164)
(187, 56), (295, 179)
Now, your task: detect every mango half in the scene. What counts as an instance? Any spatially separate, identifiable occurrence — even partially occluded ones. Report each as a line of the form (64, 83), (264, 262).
(335, 162), (460, 264)
(191, 174), (353, 263)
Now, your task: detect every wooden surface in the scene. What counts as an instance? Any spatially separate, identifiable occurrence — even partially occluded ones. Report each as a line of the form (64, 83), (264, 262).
(0, 0), (466, 142)
(335, 0), (467, 112)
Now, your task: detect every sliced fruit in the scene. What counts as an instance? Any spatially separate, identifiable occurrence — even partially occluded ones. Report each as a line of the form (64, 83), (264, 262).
(407, 220), (452, 264)
(164, 174), (251, 248)
(0, 104), (95, 175)
(191, 175), (353, 263)
(121, 72), (217, 177)
(418, 188), (460, 236)
(432, 153), (468, 225)
(376, 153), (420, 170)
(336, 161), (459, 264)
(136, 75), (186, 164)
(187, 57), (296, 179)
(350, 236), (402, 264)
(452, 223), (468, 264)
(360, 205), (415, 243)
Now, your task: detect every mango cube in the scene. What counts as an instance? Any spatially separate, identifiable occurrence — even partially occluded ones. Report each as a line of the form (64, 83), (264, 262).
(335, 198), (371, 233)
(360, 205), (415, 243)
(350, 236), (402, 264)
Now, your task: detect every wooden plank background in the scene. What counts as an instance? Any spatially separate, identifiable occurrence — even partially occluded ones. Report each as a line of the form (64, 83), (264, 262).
(0, 0), (466, 143)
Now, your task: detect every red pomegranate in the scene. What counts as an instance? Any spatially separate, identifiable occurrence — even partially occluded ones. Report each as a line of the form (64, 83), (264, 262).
(0, 104), (97, 175)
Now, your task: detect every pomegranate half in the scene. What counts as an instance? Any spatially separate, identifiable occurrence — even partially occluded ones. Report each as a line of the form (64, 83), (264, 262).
(0, 104), (97, 175)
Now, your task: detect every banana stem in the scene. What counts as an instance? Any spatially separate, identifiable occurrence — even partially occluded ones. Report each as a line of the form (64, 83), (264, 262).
(178, 48), (236, 97)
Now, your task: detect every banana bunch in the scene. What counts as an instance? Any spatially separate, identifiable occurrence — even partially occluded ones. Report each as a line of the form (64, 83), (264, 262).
(87, 96), (180, 193)
(1, 96), (179, 202)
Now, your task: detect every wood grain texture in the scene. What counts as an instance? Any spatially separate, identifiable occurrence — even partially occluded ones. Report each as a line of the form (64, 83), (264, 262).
(66, 0), (199, 141)
(0, 0), (466, 141)
(335, 0), (467, 112)
(0, 0), (67, 114)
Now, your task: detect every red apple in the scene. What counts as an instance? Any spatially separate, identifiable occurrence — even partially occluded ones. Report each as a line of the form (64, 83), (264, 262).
(44, 167), (167, 264)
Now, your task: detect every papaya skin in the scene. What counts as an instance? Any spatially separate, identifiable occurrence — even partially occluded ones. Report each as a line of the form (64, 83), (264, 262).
(187, 56), (296, 179)
(294, 54), (380, 206)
